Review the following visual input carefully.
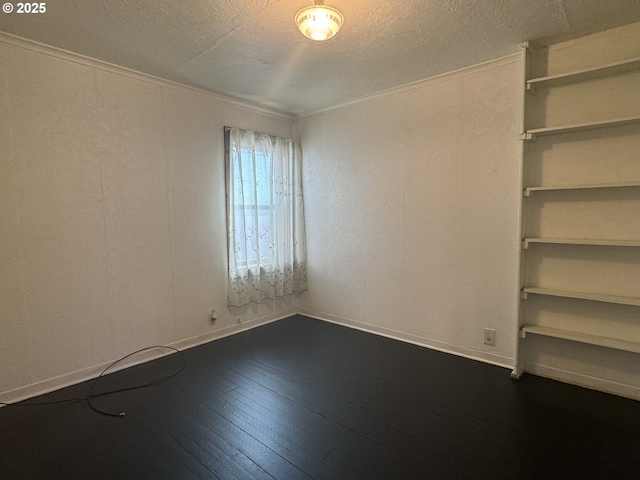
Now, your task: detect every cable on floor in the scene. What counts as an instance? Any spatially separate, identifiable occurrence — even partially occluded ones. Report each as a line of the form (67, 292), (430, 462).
(0, 346), (186, 418)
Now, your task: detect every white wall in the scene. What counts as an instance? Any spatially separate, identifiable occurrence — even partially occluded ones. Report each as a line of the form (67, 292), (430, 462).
(0, 35), (295, 400)
(296, 56), (522, 367)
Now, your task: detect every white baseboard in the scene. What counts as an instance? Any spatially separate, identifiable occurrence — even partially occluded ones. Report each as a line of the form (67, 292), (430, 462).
(170, 309), (296, 352)
(5, 308), (638, 405)
(297, 308), (513, 370)
(0, 309), (296, 406)
(299, 311), (640, 401)
(524, 363), (640, 401)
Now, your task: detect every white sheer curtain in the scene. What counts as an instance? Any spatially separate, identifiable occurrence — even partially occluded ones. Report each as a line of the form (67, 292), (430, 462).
(226, 128), (307, 307)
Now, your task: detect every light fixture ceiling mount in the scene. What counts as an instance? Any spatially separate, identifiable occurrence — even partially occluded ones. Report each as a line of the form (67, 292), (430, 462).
(295, 0), (344, 41)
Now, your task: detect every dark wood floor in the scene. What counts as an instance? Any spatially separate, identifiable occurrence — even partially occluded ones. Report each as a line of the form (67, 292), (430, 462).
(1, 315), (639, 479)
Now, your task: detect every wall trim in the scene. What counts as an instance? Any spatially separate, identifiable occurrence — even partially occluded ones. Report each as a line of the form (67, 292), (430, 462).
(296, 52), (520, 119)
(297, 308), (513, 370)
(0, 309), (297, 406)
(0, 31), (294, 122)
(299, 310), (640, 401)
(524, 363), (640, 401)
(5, 307), (639, 404)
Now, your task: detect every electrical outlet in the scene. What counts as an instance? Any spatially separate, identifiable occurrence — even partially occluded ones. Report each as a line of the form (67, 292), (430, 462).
(483, 328), (496, 346)
(209, 310), (217, 325)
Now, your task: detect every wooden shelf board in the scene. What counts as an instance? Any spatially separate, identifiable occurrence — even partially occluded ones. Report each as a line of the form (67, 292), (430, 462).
(526, 56), (640, 90)
(523, 238), (640, 248)
(525, 115), (640, 139)
(524, 182), (640, 195)
(521, 324), (640, 353)
(522, 287), (640, 307)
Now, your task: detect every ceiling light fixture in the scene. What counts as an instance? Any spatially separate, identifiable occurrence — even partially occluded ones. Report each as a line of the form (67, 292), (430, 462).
(295, 1), (344, 41)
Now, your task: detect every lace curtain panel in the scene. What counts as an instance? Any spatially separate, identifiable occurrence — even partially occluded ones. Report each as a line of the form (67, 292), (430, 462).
(226, 128), (307, 307)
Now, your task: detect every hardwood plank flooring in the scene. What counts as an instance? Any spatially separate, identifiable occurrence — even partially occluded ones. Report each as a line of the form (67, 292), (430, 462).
(1, 315), (639, 479)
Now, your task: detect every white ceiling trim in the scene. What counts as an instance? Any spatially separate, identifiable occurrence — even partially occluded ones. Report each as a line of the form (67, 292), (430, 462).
(296, 52), (522, 119)
(2, 1), (640, 114)
(0, 31), (294, 121)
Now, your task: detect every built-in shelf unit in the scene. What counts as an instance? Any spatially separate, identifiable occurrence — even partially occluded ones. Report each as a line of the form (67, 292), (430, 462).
(512, 40), (640, 381)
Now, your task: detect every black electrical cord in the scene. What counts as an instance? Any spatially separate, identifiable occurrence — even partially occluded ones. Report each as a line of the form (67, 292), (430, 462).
(0, 346), (185, 418)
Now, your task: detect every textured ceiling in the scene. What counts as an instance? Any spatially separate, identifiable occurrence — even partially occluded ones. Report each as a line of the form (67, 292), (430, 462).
(1, 0), (640, 115)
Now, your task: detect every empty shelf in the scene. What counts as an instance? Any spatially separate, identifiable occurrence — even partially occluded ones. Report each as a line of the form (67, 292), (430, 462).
(521, 287), (640, 307)
(522, 238), (640, 248)
(523, 181), (640, 195)
(520, 324), (640, 353)
(524, 115), (640, 139)
(526, 56), (640, 90)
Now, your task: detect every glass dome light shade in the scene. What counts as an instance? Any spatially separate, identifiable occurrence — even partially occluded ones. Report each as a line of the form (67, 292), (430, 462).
(295, 3), (344, 41)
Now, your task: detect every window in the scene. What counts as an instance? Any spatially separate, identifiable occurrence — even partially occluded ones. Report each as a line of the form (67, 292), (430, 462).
(230, 145), (271, 266)
(225, 127), (307, 307)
